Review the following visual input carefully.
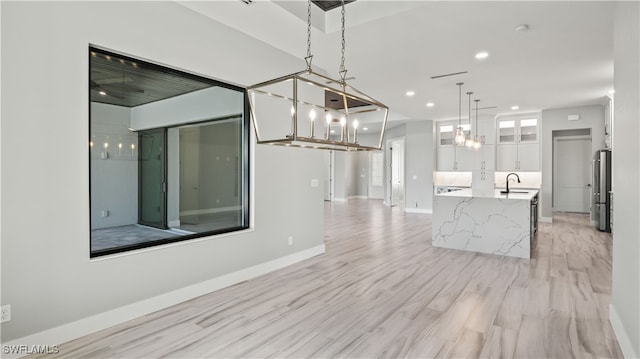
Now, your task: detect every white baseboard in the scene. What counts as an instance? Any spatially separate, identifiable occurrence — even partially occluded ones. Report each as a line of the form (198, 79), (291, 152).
(610, 303), (639, 359)
(539, 216), (553, 223)
(404, 208), (432, 214)
(0, 245), (326, 358)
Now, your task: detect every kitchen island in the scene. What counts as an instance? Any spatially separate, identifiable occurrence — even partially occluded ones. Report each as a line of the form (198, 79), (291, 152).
(432, 188), (539, 258)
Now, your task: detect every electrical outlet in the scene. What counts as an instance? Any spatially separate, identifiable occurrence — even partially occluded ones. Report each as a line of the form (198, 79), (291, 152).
(288, 236), (294, 246)
(1, 304), (11, 323)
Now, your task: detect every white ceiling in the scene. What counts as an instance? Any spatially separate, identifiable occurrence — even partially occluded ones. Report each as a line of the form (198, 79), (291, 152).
(178, 0), (614, 124)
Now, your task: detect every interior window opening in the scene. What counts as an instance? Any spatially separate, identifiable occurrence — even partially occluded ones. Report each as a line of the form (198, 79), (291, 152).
(89, 46), (250, 257)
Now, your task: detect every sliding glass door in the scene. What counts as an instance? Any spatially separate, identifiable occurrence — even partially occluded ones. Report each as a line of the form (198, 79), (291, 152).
(138, 128), (167, 229)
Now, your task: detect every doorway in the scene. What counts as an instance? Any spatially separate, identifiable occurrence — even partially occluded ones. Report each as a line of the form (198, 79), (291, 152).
(553, 135), (591, 213)
(387, 138), (405, 207)
(138, 128), (167, 229)
(324, 150), (334, 201)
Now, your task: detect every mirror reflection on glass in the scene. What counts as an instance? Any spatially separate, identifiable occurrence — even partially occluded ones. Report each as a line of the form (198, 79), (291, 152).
(89, 47), (250, 257)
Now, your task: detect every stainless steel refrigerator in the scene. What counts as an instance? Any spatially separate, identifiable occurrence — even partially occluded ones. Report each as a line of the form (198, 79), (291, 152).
(592, 149), (612, 232)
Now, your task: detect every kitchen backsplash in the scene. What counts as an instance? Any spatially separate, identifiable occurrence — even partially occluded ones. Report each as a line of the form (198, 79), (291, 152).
(433, 171), (541, 189)
(494, 172), (542, 189)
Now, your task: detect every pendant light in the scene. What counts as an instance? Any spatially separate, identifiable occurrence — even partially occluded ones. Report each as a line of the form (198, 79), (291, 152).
(473, 99), (482, 151)
(465, 91), (475, 149)
(247, 0), (388, 151)
(454, 82), (466, 146)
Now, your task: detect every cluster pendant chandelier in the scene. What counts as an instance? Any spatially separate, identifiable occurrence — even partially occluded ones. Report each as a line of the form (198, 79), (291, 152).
(453, 82), (482, 151)
(247, 0), (389, 151)
(454, 83), (466, 146)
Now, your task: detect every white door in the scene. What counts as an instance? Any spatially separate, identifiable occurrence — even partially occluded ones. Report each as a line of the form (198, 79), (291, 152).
(388, 138), (405, 206)
(553, 137), (591, 213)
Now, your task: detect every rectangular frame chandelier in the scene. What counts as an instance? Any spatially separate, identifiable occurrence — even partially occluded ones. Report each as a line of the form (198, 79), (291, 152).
(248, 69), (388, 151)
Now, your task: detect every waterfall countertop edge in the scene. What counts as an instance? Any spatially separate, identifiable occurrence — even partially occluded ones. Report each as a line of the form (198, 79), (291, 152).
(435, 188), (539, 200)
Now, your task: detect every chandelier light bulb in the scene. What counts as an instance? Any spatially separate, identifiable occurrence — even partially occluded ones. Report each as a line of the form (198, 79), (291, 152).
(340, 116), (347, 142)
(290, 106), (295, 116)
(309, 109), (316, 121)
(325, 113), (332, 124)
(353, 120), (359, 143)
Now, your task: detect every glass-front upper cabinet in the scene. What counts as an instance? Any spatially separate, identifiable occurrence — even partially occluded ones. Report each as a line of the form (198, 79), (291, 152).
(497, 117), (538, 144)
(439, 123), (454, 146)
(519, 118), (538, 142)
(438, 121), (470, 146)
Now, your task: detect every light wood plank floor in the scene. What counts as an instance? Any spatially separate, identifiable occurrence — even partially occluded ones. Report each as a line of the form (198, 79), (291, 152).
(31, 199), (623, 358)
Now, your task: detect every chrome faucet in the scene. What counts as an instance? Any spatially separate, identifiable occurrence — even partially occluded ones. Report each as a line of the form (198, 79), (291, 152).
(501, 172), (521, 194)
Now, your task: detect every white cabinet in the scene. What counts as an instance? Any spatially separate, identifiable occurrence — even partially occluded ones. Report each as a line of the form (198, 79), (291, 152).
(516, 143), (540, 171)
(437, 119), (497, 171)
(455, 147), (475, 171)
(475, 144), (495, 171)
(496, 143), (540, 171)
(476, 119), (496, 145)
(437, 146), (456, 171)
(497, 118), (539, 144)
(436, 146), (476, 171)
(496, 116), (540, 171)
(437, 121), (473, 171)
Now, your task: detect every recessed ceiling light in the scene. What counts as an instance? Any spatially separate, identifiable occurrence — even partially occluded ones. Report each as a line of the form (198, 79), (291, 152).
(330, 130), (336, 134)
(511, 105), (519, 110)
(426, 102), (435, 108)
(475, 52), (489, 60)
(406, 91), (415, 97)
(99, 91), (106, 96)
(514, 24), (530, 32)
(363, 127), (369, 131)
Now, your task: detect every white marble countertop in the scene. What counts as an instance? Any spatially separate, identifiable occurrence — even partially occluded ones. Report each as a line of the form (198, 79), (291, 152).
(435, 188), (539, 200)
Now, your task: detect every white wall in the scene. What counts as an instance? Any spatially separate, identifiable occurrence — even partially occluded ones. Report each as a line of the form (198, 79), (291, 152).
(332, 151), (347, 200)
(130, 86), (243, 130)
(405, 121), (434, 212)
(1, 1), (324, 344)
(348, 151), (369, 198)
(90, 103), (138, 229)
(610, 2), (640, 358)
(540, 105), (606, 219)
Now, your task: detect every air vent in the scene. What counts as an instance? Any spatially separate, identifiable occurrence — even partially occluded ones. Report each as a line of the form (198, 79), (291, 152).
(430, 71), (468, 79)
(240, 0), (253, 4)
